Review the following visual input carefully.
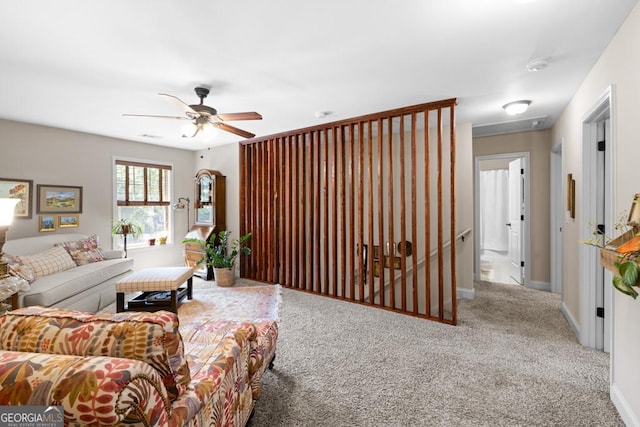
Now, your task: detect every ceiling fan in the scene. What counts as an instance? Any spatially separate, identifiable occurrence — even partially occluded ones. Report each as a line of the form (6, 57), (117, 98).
(124, 87), (262, 139)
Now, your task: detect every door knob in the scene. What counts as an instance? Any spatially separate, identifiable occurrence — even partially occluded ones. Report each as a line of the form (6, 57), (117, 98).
(506, 223), (512, 227)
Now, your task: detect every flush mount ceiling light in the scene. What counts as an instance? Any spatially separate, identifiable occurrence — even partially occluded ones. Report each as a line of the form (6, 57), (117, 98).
(502, 100), (531, 115)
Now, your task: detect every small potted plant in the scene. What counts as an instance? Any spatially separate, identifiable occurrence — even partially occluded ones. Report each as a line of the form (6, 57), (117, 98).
(111, 218), (143, 257)
(183, 230), (252, 287)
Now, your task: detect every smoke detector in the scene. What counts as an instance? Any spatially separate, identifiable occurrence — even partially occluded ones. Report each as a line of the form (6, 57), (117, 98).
(527, 58), (549, 72)
(315, 111), (333, 119)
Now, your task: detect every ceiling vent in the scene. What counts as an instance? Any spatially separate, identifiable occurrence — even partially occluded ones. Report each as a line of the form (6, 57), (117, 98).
(472, 116), (548, 138)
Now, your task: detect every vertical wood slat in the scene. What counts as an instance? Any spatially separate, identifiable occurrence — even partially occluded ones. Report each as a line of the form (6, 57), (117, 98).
(251, 144), (257, 277)
(349, 123), (356, 301)
(339, 126), (347, 299)
(278, 138), (285, 284)
(239, 98), (457, 325)
(399, 115), (407, 312)
(367, 122), (375, 304)
(376, 118), (385, 306)
(285, 136), (292, 287)
(251, 144), (258, 278)
(263, 140), (270, 283)
(357, 122), (365, 302)
(314, 131), (321, 293)
(292, 135), (299, 288)
(450, 106), (457, 325)
(308, 132), (315, 292)
(410, 113), (418, 314)
(331, 127), (340, 297)
(424, 111), (431, 317)
(269, 140), (275, 282)
(436, 108), (444, 320)
(387, 117), (395, 309)
(322, 129), (330, 295)
(259, 142), (264, 281)
(300, 134), (307, 290)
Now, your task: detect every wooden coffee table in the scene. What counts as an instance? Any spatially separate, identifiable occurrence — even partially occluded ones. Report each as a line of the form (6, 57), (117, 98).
(116, 267), (193, 314)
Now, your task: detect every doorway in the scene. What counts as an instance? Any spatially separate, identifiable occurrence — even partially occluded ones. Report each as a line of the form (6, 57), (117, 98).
(474, 152), (530, 287)
(550, 141), (563, 295)
(579, 86), (614, 352)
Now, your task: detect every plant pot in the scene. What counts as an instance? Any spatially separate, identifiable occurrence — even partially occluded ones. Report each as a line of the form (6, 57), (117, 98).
(214, 267), (235, 287)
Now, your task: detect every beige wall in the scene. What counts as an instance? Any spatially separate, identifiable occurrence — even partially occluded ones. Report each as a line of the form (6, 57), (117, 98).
(0, 118), (196, 269)
(456, 123), (474, 294)
(552, 2), (640, 423)
(473, 130), (551, 284)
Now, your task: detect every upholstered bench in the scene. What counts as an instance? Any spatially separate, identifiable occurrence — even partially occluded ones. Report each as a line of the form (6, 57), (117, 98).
(116, 266), (193, 314)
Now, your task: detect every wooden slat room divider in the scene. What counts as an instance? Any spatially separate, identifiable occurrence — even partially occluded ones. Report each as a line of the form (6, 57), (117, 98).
(240, 98), (458, 324)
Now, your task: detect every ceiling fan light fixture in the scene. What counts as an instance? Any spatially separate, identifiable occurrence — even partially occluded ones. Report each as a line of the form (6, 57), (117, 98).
(502, 100), (531, 115)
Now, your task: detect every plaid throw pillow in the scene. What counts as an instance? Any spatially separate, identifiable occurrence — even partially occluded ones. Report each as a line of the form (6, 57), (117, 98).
(56, 235), (106, 266)
(17, 246), (76, 277)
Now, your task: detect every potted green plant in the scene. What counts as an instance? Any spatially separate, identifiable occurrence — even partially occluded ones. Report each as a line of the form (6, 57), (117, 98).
(584, 208), (640, 299)
(183, 230), (252, 287)
(111, 218), (143, 258)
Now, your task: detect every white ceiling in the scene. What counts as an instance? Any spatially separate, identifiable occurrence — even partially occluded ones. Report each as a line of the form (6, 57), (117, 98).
(0, 0), (637, 151)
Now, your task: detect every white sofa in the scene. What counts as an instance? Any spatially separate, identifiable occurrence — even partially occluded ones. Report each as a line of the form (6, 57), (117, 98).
(4, 233), (133, 312)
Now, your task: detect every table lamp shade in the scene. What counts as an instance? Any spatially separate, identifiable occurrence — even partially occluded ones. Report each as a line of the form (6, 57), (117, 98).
(0, 198), (19, 279)
(0, 198), (19, 226)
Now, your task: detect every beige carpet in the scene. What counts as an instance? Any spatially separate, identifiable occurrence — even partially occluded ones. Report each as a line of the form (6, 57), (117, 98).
(248, 281), (622, 426)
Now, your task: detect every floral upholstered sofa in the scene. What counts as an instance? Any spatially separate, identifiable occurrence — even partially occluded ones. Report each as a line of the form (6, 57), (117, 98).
(0, 306), (277, 426)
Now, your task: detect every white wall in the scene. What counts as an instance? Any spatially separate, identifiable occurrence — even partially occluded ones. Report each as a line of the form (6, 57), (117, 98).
(0, 119), (195, 270)
(551, 3), (640, 424)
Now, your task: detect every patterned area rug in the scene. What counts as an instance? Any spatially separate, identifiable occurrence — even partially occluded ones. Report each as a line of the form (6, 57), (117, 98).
(178, 283), (281, 324)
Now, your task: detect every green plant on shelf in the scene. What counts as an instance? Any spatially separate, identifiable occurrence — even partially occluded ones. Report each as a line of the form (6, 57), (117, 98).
(583, 210), (640, 299)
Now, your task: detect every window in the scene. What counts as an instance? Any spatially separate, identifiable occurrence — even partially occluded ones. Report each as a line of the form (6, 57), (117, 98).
(115, 160), (172, 248)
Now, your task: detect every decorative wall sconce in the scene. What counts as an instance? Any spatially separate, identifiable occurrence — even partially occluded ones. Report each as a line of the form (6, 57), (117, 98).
(173, 197), (191, 231)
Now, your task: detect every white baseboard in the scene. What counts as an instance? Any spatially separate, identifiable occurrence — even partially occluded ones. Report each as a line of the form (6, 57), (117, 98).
(527, 280), (551, 292)
(612, 382), (640, 427)
(457, 287), (475, 300)
(561, 301), (580, 339)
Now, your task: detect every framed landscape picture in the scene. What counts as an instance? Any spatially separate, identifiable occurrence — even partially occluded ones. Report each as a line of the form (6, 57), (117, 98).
(58, 214), (79, 228)
(37, 185), (83, 214)
(39, 215), (56, 232)
(0, 178), (33, 218)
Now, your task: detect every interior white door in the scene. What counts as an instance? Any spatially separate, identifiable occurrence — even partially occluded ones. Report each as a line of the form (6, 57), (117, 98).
(508, 158), (524, 284)
(595, 119), (610, 352)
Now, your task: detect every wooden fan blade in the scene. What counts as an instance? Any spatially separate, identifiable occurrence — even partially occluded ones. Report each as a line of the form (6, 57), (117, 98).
(159, 93), (197, 115)
(213, 122), (255, 139)
(216, 112), (262, 121)
(123, 113), (190, 120)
